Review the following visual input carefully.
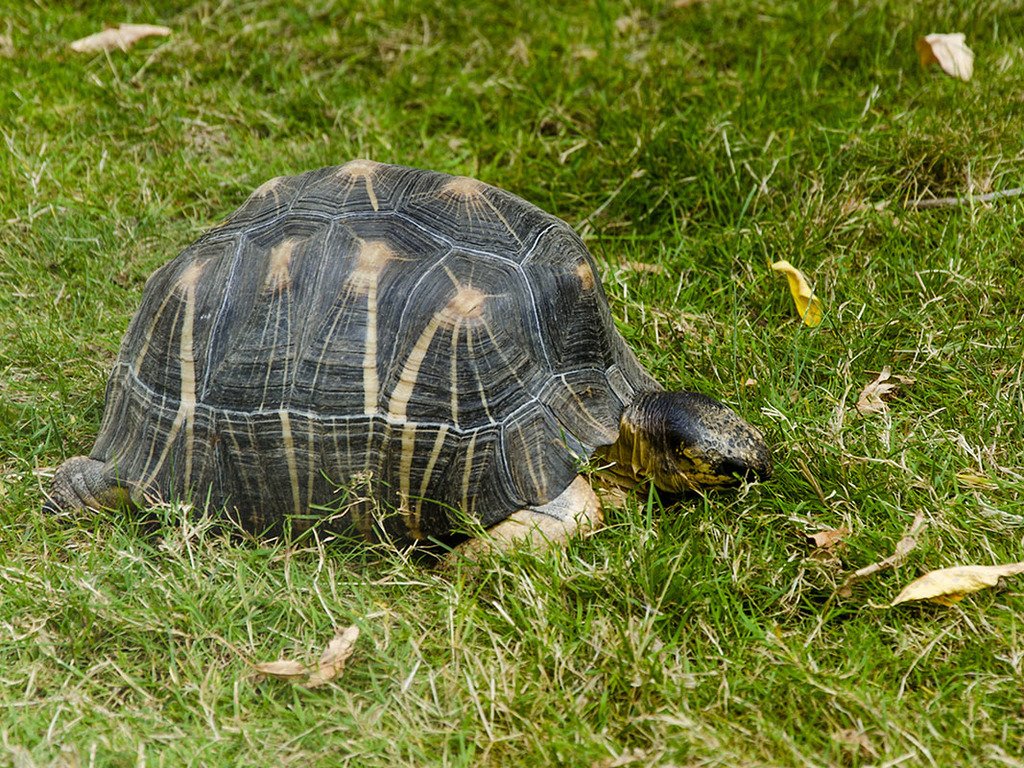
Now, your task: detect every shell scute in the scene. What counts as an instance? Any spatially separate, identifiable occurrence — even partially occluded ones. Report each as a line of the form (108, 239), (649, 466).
(380, 248), (548, 430)
(299, 160), (414, 217)
(222, 174), (306, 230)
(501, 403), (581, 509)
(394, 170), (554, 256)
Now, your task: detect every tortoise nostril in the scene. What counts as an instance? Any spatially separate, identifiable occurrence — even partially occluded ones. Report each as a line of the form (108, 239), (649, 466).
(718, 457), (769, 483)
(716, 458), (748, 481)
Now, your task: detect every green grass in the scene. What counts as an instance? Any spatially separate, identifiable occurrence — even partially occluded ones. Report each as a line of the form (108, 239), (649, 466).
(3, 0), (1024, 765)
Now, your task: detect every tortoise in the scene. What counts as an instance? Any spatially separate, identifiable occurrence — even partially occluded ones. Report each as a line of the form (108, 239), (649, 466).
(47, 160), (771, 556)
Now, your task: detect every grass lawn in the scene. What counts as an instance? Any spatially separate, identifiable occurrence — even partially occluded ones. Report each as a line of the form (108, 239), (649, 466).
(2, 0), (1024, 765)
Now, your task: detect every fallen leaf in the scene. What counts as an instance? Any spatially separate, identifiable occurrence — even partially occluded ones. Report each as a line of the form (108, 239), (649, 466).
(856, 368), (899, 415)
(808, 527), (850, 550)
(253, 659), (308, 681)
(306, 625), (360, 688)
(253, 626), (360, 686)
(892, 562), (1024, 606)
(916, 33), (974, 81)
(70, 23), (171, 54)
(855, 368), (913, 415)
(771, 260), (822, 327)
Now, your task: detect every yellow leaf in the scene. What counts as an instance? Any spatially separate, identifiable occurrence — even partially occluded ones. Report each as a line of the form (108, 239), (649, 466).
(253, 659), (308, 681)
(70, 23), (171, 54)
(306, 625), (360, 688)
(916, 33), (974, 81)
(892, 562), (1024, 606)
(771, 260), (823, 327)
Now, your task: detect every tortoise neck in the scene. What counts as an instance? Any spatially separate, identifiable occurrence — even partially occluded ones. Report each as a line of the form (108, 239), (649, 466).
(594, 398), (654, 488)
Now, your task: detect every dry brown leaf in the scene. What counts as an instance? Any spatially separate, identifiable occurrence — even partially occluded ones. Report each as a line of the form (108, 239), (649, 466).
(306, 625), (360, 688)
(770, 260), (822, 327)
(856, 368), (899, 415)
(253, 626), (360, 686)
(808, 527), (850, 550)
(253, 659), (308, 681)
(916, 33), (974, 81)
(70, 23), (171, 54)
(892, 562), (1024, 606)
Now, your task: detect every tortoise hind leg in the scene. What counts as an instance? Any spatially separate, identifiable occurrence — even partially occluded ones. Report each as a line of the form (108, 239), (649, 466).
(446, 475), (603, 564)
(44, 456), (131, 514)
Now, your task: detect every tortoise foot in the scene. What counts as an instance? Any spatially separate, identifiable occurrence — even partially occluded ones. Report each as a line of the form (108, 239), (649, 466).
(445, 476), (603, 566)
(45, 456), (129, 513)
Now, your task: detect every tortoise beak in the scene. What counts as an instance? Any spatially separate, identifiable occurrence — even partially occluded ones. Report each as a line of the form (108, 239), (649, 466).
(715, 442), (772, 484)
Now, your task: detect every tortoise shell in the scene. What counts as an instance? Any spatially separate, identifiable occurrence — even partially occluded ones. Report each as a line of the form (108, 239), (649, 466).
(90, 161), (659, 544)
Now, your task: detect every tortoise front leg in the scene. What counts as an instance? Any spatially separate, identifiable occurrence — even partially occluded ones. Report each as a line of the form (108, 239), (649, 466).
(446, 475), (603, 564)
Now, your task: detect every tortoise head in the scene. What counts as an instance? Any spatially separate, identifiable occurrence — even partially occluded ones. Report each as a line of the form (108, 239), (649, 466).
(606, 391), (771, 492)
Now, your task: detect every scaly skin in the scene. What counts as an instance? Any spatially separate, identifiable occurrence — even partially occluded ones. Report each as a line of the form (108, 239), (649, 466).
(45, 456), (130, 513)
(596, 391), (771, 493)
